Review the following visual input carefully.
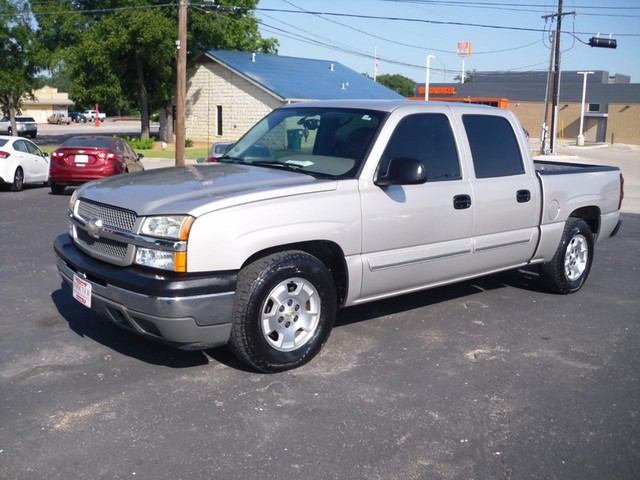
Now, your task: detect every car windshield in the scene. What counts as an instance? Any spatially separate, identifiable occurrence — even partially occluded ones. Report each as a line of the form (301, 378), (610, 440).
(17, 117), (36, 122)
(221, 107), (386, 179)
(64, 138), (114, 149)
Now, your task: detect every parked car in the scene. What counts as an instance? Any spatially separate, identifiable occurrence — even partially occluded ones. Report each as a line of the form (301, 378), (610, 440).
(205, 141), (234, 162)
(49, 135), (144, 195)
(0, 135), (49, 191)
(47, 113), (71, 125)
(0, 115), (38, 139)
(68, 112), (88, 123)
(82, 110), (106, 122)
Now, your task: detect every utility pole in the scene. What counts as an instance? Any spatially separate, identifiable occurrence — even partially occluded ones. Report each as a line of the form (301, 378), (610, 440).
(542, 0), (575, 154)
(175, 0), (187, 166)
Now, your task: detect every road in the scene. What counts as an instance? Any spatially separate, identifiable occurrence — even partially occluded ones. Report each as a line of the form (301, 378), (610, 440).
(0, 144), (639, 479)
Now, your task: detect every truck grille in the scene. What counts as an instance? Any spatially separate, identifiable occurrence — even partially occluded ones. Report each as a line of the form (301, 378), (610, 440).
(77, 200), (136, 232)
(74, 200), (137, 265)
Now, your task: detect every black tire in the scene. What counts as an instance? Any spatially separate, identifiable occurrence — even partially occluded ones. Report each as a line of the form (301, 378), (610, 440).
(10, 167), (24, 191)
(229, 250), (337, 373)
(541, 217), (594, 294)
(50, 183), (66, 195)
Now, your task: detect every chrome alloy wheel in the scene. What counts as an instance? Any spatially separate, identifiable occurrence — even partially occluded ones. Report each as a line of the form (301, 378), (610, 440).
(564, 234), (589, 281)
(260, 277), (321, 352)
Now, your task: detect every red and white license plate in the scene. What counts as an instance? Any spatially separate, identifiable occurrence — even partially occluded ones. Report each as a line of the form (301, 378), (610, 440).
(72, 274), (92, 308)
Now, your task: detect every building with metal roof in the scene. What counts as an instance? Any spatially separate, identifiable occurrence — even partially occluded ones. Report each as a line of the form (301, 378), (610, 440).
(185, 50), (402, 143)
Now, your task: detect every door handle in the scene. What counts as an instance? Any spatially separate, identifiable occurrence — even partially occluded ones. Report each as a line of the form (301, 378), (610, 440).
(517, 189), (531, 203)
(453, 194), (472, 210)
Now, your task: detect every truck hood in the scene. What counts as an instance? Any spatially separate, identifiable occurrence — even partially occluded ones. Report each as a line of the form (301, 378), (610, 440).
(76, 163), (337, 217)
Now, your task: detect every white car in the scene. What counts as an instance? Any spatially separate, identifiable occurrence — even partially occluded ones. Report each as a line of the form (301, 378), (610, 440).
(0, 135), (50, 191)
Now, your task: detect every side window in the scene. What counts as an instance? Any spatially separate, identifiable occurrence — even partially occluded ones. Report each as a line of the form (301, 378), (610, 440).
(14, 140), (27, 153)
(25, 140), (41, 155)
(463, 115), (524, 178)
(380, 113), (461, 182)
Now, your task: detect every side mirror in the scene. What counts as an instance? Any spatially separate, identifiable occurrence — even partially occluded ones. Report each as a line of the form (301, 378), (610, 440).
(375, 157), (427, 186)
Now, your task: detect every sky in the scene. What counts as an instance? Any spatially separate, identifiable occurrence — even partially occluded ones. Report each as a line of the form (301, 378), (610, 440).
(254, 0), (640, 84)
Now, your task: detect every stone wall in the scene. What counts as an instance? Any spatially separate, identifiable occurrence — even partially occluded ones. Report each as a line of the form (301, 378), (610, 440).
(185, 58), (282, 144)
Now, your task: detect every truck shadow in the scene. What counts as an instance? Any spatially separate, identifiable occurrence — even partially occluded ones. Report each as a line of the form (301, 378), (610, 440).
(51, 266), (545, 371)
(51, 282), (215, 369)
(334, 266), (545, 328)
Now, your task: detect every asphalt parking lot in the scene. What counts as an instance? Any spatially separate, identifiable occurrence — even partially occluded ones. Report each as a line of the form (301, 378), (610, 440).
(1, 138), (639, 479)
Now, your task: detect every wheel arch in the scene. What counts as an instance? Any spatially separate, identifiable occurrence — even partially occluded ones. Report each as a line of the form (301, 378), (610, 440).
(242, 240), (349, 307)
(568, 206), (600, 236)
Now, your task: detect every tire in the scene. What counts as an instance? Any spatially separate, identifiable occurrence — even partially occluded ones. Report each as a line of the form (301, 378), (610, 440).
(229, 250), (337, 373)
(10, 167), (24, 191)
(50, 183), (66, 195)
(7, 127), (12, 135)
(541, 217), (594, 294)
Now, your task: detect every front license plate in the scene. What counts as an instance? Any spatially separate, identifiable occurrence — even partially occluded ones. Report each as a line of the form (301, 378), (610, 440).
(73, 274), (92, 308)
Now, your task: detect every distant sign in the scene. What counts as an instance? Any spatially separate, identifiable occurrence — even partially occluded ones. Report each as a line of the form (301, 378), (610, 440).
(457, 41), (472, 57)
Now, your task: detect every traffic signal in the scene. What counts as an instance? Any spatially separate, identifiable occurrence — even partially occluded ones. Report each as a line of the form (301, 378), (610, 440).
(588, 37), (617, 49)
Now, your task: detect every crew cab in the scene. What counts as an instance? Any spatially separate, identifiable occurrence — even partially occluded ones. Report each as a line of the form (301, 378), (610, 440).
(54, 100), (623, 372)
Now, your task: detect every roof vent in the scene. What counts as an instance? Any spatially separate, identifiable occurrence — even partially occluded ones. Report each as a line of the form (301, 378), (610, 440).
(252, 53), (256, 62)
(330, 63), (334, 71)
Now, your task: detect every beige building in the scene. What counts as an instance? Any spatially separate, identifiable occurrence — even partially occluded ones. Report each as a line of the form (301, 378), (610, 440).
(21, 86), (74, 123)
(419, 71), (640, 147)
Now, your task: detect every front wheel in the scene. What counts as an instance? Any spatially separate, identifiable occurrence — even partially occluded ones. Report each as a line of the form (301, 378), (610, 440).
(229, 250), (337, 373)
(541, 217), (594, 294)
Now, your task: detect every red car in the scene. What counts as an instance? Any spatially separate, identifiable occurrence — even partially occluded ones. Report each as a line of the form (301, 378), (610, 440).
(49, 135), (144, 194)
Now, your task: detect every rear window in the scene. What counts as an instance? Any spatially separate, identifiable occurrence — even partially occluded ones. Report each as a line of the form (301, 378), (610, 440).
(463, 114), (524, 178)
(64, 138), (115, 149)
(0, 139), (8, 147)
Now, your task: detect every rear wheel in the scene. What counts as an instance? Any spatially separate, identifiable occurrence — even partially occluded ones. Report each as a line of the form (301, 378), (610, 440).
(10, 167), (24, 191)
(50, 183), (66, 195)
(541, 217), (594, 294)
(229, 250), (337, 372)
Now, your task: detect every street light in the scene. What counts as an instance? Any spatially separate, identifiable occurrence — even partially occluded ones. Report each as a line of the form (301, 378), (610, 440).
(425, 54), (436, 101)
(577, 71), (594, 146)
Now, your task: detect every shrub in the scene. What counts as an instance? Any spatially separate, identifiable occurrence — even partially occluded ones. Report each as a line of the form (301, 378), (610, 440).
(185, 138), (193, 148)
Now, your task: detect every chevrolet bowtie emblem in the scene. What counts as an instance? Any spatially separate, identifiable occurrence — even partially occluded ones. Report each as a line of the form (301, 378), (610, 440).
(86, 218), (103, 239)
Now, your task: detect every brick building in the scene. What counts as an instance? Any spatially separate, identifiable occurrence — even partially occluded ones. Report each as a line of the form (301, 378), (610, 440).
(185, 50), (402, 143)
(415, 71), (640, 146)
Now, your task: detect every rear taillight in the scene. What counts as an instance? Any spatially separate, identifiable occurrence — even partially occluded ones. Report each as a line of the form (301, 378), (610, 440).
(618, 173), (625, 210)
(0, 150), (10, 159)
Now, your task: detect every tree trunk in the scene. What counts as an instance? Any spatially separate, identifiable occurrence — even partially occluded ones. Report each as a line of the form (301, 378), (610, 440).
(135, 56), (150, 139)
(158, 101), (174, 143)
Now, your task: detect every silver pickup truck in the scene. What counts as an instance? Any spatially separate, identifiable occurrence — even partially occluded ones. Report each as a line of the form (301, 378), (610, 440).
(54, 100), (624, 372)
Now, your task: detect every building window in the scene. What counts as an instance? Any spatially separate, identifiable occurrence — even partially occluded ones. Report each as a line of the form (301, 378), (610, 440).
(216, 105), (223, 136)
(588, 103), (600, 112)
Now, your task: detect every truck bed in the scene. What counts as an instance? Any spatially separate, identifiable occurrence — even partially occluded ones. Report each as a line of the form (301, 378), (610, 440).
(534, 159), (619, 175)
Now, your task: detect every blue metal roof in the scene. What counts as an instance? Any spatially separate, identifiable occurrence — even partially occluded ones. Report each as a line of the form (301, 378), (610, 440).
(203, 50), (403, 101)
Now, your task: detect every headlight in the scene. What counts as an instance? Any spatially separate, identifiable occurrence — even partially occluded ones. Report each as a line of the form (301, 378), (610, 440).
(135, 248), (187, 272)
(140, 215), (194, 240)
(68, 189), (78, 213)
(135, 215), (194, 272)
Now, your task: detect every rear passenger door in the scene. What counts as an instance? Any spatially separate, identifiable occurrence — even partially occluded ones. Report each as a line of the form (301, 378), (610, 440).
(359, 112), (474, 301)
(462, 114), (540, 273)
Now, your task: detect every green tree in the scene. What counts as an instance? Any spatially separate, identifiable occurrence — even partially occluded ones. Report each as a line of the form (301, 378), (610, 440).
(376, 73), (416, 97)
(454, 69), (476, 83)
(33, 0), (277, 141)
(0, 0), (42, 131)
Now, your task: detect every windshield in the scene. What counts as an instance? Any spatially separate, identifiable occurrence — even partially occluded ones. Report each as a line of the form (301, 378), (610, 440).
(222, 107), (386, 179)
